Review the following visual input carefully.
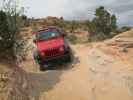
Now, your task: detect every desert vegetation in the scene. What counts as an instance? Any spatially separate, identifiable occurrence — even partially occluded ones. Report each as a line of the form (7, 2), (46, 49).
(0, 0), (31, 100)
(0, 0), (133, 99)
(0, 0), (26, 60)
(0, 0), (132, 60)
(29, 6), (132, 43)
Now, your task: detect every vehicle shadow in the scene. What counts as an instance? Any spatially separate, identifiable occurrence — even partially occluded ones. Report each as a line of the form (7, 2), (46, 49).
(28, 70), (63, 100)
(28, 54), (80, 100)
(45, 55), (80, 71)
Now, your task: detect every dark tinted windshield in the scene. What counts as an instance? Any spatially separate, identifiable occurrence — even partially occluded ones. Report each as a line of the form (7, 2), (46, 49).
(36, 31), (60, 41)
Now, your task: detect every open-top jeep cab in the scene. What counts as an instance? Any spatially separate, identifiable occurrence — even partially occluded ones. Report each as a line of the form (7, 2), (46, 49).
(33, 26), (72, 70)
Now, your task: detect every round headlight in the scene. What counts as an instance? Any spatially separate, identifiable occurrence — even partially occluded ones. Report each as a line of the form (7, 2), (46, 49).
(59, 47), (64, 52)
(40, 52), (45, 56)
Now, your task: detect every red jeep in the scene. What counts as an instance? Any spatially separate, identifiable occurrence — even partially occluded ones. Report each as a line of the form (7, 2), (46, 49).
(33, 27), (72, 70)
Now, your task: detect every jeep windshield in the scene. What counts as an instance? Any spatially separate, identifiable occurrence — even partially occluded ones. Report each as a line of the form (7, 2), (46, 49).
(36, 31), (60, 41)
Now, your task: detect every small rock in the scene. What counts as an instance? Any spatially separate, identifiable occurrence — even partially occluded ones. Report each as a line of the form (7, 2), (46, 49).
(120, 47), (128, 53)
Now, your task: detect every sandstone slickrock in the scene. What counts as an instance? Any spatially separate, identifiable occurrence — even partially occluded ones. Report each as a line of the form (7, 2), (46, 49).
(0, 62), (31, 100)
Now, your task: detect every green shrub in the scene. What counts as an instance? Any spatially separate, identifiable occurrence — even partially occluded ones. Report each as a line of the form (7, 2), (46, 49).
(88, 32), (107, 42)
(66, 34), (78, 44)
(87, 6), (117, 41)
(120, 26), (132, 33)
(0, 11), (15, 58)
(0, 0), (26, 60)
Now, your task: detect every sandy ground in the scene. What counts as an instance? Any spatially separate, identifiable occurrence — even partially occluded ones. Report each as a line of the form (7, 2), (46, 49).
(21, 41), (133, 100)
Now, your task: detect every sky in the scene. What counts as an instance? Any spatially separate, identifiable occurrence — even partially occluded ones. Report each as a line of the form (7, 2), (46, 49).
(4, 0), (133, 26)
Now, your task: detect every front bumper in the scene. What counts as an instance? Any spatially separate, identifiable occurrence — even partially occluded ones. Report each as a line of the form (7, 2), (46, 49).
(40, 50), (71, 65)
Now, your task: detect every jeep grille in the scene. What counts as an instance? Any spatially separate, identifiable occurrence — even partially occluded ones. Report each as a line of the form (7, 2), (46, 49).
(45, 48), (63, 57)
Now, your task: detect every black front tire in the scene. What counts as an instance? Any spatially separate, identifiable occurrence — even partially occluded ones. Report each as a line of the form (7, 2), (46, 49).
(66, 54), (71, 62)
(33, 51), (46, 71)
(39, 64), (46, 71)
(33, 51), (41, 64)
(39, 63), (50, 71)
(65, 51), (73, 62)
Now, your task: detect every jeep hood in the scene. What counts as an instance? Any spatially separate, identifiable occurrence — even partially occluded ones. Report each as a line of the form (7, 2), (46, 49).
(36, 37), (64, 51)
